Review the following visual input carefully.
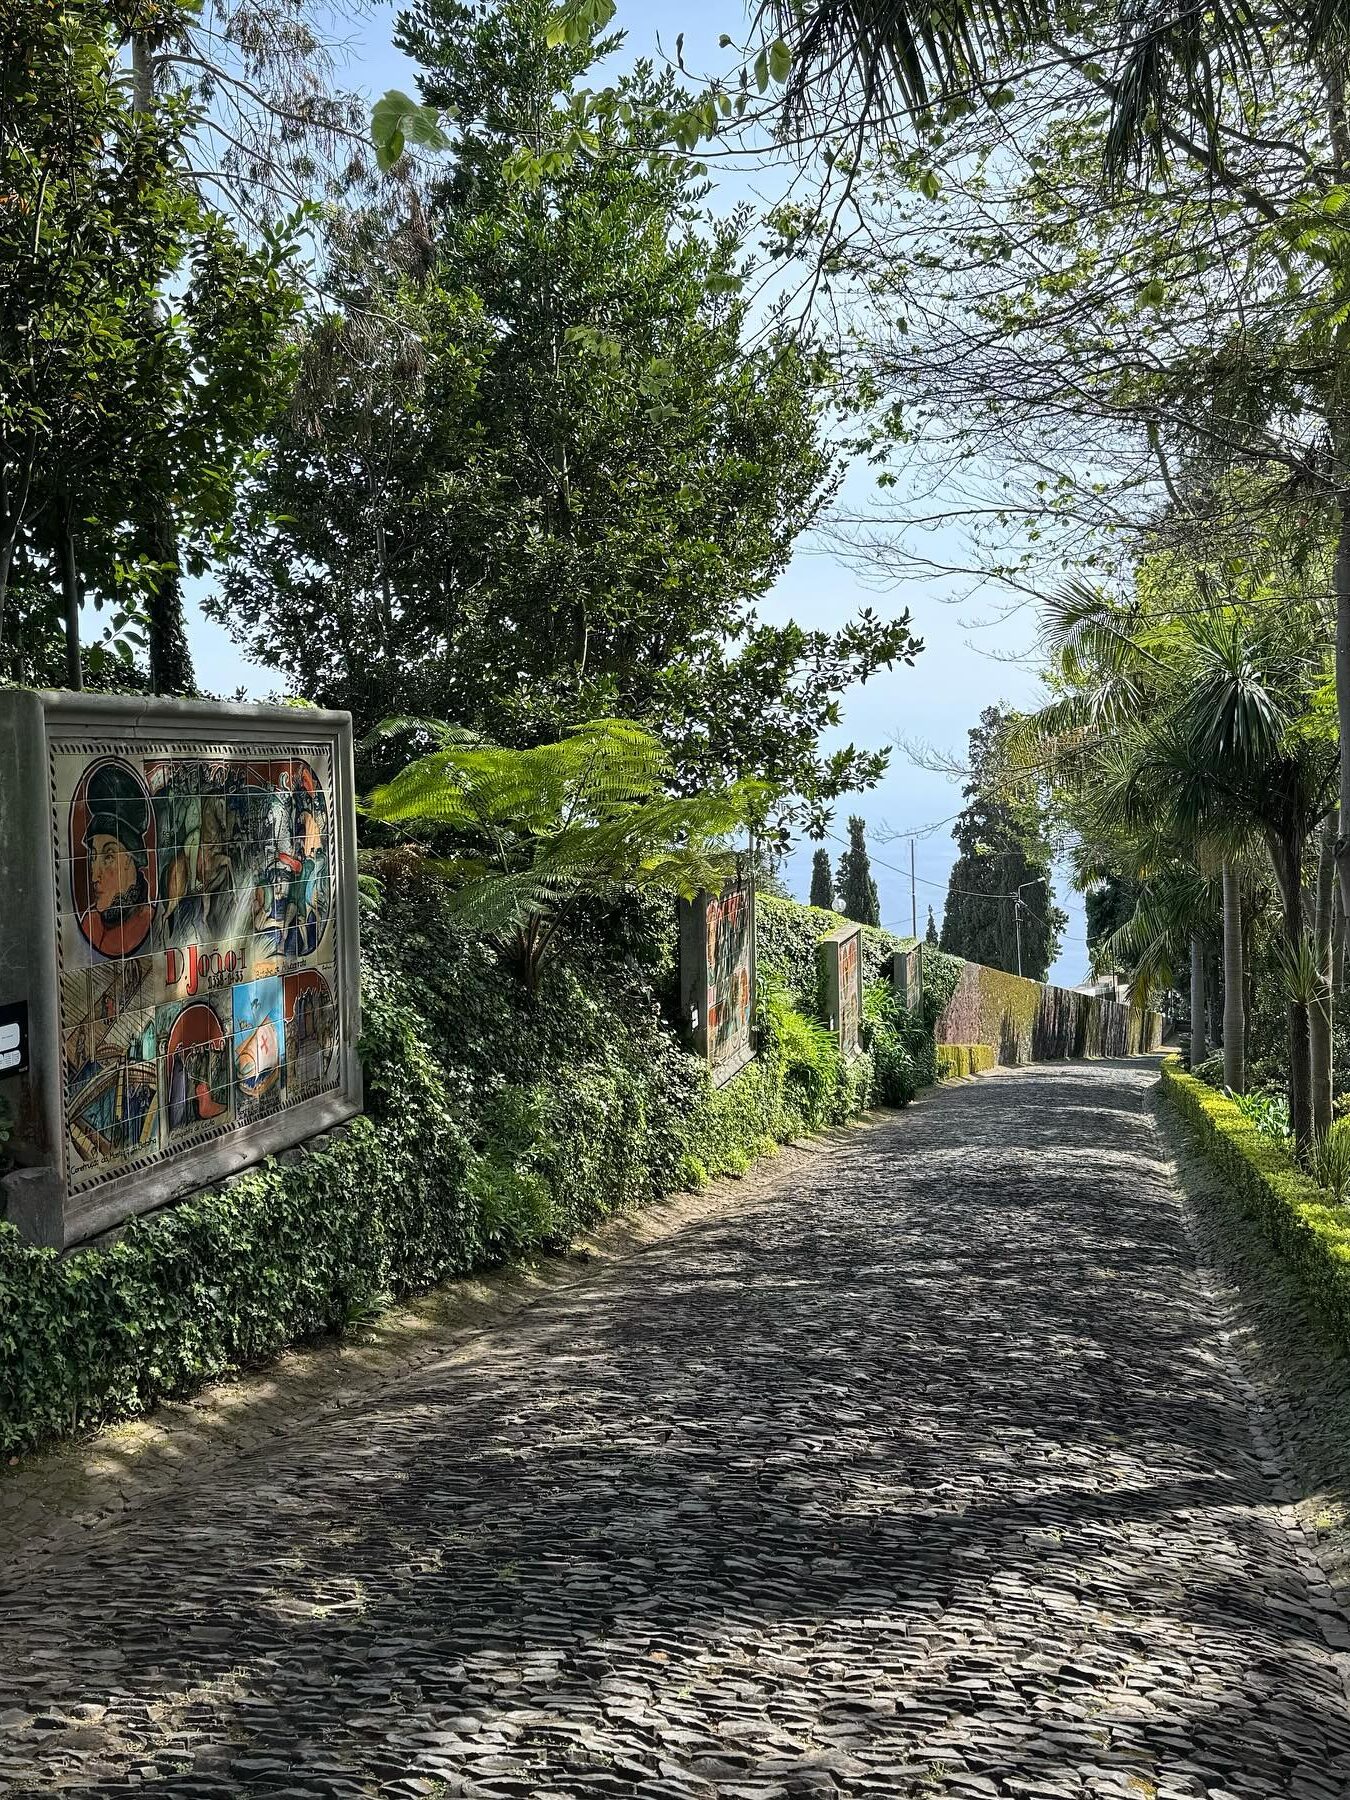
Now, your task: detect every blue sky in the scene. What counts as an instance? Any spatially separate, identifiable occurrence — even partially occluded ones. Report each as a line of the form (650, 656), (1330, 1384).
(189, 0), (1091, 981)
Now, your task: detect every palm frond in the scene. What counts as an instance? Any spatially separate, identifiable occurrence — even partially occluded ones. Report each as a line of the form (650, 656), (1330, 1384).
(1096, 862), (1213, 998)
(365, 719), (771, 985)
(1178, 612), (1286, 769)
(1102, 0), (1342, 177)
(756, 0), (1045, 133)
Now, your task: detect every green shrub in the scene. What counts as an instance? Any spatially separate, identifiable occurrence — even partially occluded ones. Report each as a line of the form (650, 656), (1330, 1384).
(1231, 1086), (1292, 1144)
(1308, 1119), (1350, 1204)
(1160, 1059), (1350, 1356)
(756, 894), (902, 1003)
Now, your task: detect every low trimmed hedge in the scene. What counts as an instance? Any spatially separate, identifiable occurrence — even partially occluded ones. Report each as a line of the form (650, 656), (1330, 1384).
(936, 1043), (996, 1079)
(1160, 1058), (1350, 1353)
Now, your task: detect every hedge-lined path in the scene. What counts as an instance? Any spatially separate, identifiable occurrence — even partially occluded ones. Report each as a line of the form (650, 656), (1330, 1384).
(4, 1058), (1350, 1798)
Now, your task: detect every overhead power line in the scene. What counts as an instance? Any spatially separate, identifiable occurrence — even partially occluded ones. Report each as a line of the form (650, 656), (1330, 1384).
(824, 828), (1059, 908)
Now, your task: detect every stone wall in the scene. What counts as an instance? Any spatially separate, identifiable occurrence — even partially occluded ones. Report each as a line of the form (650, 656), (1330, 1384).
(935, 958), (1163, 1065)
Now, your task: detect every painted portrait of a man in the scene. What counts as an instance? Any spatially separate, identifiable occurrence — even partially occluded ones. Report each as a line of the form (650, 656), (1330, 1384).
(72, 759), (155, 957)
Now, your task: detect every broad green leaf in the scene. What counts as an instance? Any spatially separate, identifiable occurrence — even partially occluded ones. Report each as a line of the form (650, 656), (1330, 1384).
(371, 91), (453, 171)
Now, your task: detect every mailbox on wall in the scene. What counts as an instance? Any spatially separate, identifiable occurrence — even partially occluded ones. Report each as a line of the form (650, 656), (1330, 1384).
(678, 870), (757, 1086)
(0, 692), (362, 1248)
(818, 924), (864, 1055)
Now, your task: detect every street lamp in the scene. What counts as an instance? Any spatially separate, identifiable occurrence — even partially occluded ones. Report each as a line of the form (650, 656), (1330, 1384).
(1013, 876), (1046, 979)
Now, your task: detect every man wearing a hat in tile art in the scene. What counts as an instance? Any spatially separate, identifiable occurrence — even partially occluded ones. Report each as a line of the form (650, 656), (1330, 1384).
(80, 760), (154, 956)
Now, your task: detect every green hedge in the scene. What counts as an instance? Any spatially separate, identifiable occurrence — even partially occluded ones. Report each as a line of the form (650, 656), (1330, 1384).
(936, 1043), (997, 1079)
(756, 895), (901, 998)
(0, 882), (904, 1456)
(1160, 1059), (1350, 1353)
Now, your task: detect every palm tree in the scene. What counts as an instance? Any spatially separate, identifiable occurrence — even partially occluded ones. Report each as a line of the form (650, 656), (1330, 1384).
(1016, 583), (1236, 1078)
(1020, 580), (1337, 1138)
(756, 0), (1350, 944)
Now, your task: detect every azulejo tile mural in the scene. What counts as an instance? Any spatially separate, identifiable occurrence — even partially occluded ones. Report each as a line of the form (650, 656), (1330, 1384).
(54, 742), (342, 1195)
(704, 883), (754, 1073)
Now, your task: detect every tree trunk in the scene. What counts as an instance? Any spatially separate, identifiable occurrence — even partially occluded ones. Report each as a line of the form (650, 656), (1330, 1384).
(132, 34), (154, 111)
(1222, 862), (1245, 1093)
(1335, 489), (1350, 920)
(59, 508), (82, 692)
(1314, 816), (1338, 1136)
(1272, 825), (1314, 1151)
(146, 506), (195, 696)
(1189, 934), (1207, 1068)
(1292, 997), (1314, 1155)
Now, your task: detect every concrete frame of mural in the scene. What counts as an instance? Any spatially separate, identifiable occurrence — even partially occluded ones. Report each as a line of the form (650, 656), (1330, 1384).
(818, 924), (864, 1056)
(678, 869), (758, 1088)
(892, 943), (923, 1009)
(0, 691), (362, 1249)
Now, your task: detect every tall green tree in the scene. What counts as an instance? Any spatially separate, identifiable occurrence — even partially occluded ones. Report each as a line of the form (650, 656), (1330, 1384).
(0, 0), (299, 692)
(809, 847), (835, 909)
(217, 0), (918, 834)
(940, 706), (1064, 979)
(1026, 555), (1338, 1142)
(836, 814), (880, 925)
(925, 903), (938, 946)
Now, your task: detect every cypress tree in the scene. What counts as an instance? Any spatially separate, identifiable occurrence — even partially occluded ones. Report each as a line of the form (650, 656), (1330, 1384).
(836, 815), (881, 926)
(809, 847), (834, 909)
(938, 706), (1065, 978)
(925, 905), (939, 946)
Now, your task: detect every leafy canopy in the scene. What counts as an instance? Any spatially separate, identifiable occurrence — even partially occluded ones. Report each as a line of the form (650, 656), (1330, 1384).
(219, 0), (918, 837)
(940, 706), (1065, 981)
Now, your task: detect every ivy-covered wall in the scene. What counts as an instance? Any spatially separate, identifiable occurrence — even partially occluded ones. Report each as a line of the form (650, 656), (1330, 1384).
(936, 957), (1163, 1065)
(0, 883), (925, 1456)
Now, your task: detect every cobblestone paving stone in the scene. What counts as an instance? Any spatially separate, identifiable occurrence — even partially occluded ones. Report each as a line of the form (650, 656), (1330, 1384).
(4, 1058), (1350, 1799)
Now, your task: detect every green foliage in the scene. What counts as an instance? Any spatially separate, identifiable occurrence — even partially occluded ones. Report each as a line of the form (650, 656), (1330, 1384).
(1085, 875), (1137, 952)
(836, 815), (881, 925)
(864, 981), (925, 1105)
(936, 1044), (996, 1078)
(364, 718), (768, 988)
(755, 892), (902, 1001)
(1308, 1119), (1350, 1205)
(371, 86), (455, 169)
(0, 0), (300, 688)
(924, 904), (939, 946)
(1162, 1060), (1350, 1359)
(939, 706), (1065, 979)
(1231, 1087), (1293, 1144)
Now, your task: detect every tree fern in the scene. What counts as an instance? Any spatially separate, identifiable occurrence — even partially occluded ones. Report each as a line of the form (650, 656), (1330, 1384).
(364, 718), (772, 988)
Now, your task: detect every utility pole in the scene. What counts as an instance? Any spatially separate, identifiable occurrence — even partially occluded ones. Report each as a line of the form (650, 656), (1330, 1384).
(910, 839), (917, 940)
(1013, 876), (1046, 980)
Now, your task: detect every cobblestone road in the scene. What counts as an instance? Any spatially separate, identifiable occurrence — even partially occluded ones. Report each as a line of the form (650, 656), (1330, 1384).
(5, 1059), (1350, 1799)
